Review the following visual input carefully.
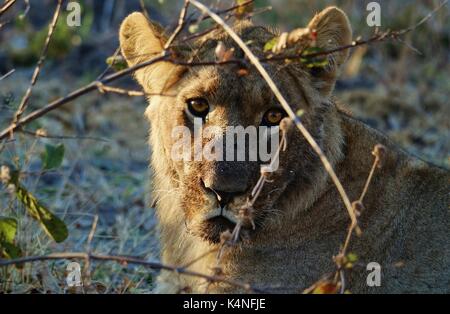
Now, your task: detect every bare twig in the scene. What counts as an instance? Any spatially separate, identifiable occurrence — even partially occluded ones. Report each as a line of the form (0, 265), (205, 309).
(86, 215), (99, 250)
(0, 53), (170, 141)
(262, 0), (448, 63)
(185, 0), (254, 25)
(358, 144), (386, 204)
(397, 0), (448, 35)
(181, 0), (255, 42)
(94, 82), (146, 97)
(12, 0), (63, 124)
(182, 248), (218, 269)
(0, 252), (267, 293)
(19, 129), (109, 142)
(0, 69), (15, 81)
(341, 145), (385, 256)
(139, 0), (150, 21)
(83, 215), (99, 287)
(0, 0), (30, 29)
(18, 0), (30, 19)
(333, 144), (386, 293)
(0, 0), (16, 17)
(164, 0), (190, 49)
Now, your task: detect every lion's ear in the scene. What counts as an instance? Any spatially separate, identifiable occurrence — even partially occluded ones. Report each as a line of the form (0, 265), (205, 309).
(119, 12), (184, 93)
(306, 7), (352, 96)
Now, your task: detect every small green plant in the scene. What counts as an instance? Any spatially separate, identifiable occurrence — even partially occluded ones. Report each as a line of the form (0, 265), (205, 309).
(41, 143), (65, 170)
(0, 144), (68, 261)
(0, 217), (22, 259)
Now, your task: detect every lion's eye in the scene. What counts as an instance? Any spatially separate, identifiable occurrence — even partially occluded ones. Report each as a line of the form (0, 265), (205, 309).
(262, 108), (285, 126)
(186, 98), (209, 118)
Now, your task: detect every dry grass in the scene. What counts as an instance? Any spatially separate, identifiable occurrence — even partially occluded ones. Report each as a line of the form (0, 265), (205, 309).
(1, 76), (158, 292)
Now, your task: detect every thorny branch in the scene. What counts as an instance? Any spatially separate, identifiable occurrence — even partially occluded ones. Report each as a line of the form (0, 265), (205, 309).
(0, 69), (15, 81)
(94, 82), (146, 97)
(263, 0), (448, 63)
(0, 252), (268, 293)
(164, 0), (190, 49)
(20, 129), (109, 142)
(334, 144), (386, 294)
(184, 0), (254, 25)
(0, 53), (170, 141)
(12, 0), (63, 125)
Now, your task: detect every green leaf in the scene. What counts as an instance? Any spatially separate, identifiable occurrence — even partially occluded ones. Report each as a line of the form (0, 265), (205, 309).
(0, 217), (22, 259)
(0, 217), (17, 243)
(14, 183), (68, 243)
(188, 24), (199, 34)
(346, 252), (358, 263)
(300, 47), (329, 68)
(41, 144), (65, 170)
(264, 37), (278, 52)
(106, 55), (128, 72)
(0, 241), (22, 259)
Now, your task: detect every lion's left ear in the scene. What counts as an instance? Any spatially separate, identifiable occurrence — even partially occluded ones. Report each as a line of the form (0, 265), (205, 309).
(307, 7), (352, 96)
(119, 12), (185, 94)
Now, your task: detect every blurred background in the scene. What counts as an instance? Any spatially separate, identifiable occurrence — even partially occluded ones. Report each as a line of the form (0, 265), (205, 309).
(0, 0), (448, 293)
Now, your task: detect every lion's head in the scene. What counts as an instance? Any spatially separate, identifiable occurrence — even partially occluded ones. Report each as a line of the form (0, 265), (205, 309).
(119, 7), (352, 244)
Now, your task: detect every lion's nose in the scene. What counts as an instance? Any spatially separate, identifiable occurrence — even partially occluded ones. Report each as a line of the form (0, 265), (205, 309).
(202, 162), (250, 193)
(201, 178), (245, 208)
(213, 190), (238, 208)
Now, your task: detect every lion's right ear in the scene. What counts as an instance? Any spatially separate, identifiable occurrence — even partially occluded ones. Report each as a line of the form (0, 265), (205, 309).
(119, 12), (184, 93)
(305, 7), (352, 96)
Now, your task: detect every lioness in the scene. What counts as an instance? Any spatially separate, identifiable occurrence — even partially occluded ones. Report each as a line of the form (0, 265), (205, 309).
(119, 7), (450, 293)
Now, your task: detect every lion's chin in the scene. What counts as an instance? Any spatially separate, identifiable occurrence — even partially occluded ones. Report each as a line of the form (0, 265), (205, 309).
(198, 216), (236, 244)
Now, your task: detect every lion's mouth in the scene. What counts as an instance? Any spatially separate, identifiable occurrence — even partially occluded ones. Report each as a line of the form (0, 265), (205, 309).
(199, 207), (238, 243)
(200, 216), (236, 244)
(204, 206), (239, 224)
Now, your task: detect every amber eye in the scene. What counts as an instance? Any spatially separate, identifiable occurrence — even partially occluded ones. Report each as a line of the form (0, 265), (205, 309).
(262, 108), (285, 126)
(186, 98), (209, 119)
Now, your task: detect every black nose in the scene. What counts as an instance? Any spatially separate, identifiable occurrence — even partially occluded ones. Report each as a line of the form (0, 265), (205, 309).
(213, 190), (238, 208)
(200, 179), (241, 208)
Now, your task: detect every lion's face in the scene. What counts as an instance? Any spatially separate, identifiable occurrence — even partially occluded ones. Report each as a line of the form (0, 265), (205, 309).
(149, 64), (298, 243)
(119, 8), (352, 243)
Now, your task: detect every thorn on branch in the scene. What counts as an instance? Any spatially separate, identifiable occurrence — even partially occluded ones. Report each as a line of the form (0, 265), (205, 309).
(372, 144), (387, 169)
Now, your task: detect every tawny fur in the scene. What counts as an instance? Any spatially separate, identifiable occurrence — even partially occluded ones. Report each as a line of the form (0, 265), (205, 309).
(119, 7), (450, 293)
